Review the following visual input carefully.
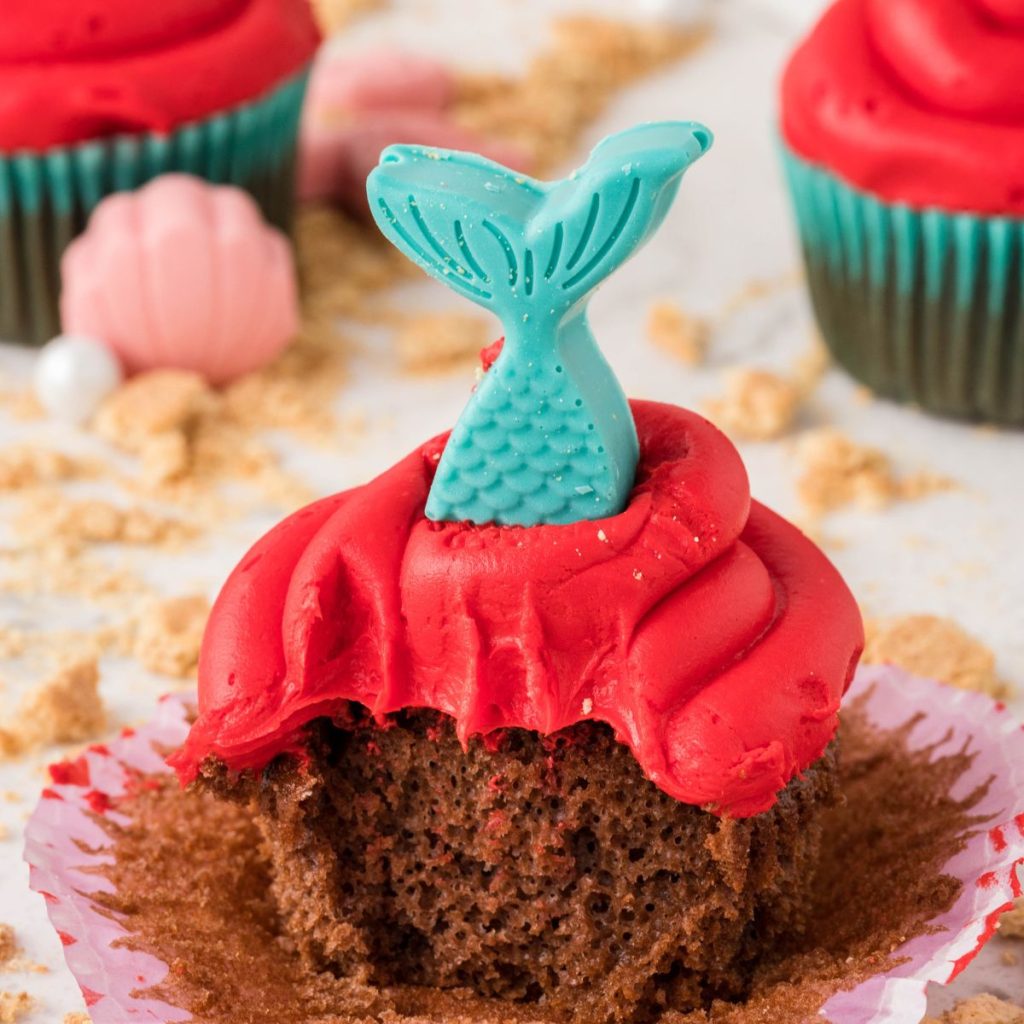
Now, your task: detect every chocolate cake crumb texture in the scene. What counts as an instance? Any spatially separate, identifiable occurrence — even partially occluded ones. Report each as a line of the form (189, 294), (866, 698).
(863, 615), (1011, 699)
(98, 700), (982, 1024)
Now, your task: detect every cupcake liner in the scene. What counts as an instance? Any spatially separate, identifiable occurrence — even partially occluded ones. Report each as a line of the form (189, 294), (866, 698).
(24, 668), (1024, 1024)
(0, 68), (309, 347)
(780, 142), (1024, 426)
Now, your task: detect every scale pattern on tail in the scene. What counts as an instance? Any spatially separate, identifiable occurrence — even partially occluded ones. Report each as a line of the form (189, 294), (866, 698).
(368, 121), (712, 526)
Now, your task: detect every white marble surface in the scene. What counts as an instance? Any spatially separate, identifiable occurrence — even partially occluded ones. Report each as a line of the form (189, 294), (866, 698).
(0, 0), (1022, 1019)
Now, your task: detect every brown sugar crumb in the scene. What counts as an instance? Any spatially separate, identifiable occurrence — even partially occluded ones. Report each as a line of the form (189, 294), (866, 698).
(0, 658), (106, 760)
(0, 447), (91, 491)
(863, 615), (1011, 699)
(454, 17), (709, 173)
(705, 369), (803, 441)
(999, 899), (1024, 939)
(397, 313), (492, 374)
(134, 596), (210, 679)
(795, 428), (955, 516)
(925, 995), (1024, 1024)
(0, 991), (31, 1023)
(14, 493), (196, 554)
(647, 301), (707, 366)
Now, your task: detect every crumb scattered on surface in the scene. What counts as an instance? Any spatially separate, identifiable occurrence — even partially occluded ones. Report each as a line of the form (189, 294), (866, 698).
(63, 1015), (90, 1024)
(14, 494), (195, 554)
(999, 899), (1024, 939)
(791, 338), (831, 394)
(716, 271), (803, 323)
(0, 991), (31, 1023)
(705, 369), (803, 441)
(0, 448), (91, 491)
(863, 615), (1010, 699)
(0, 658), (106, 760)
(924, 995), (1024, 1024)
(0, 925), (44, 976)
(134, 596), (210, 679)
(647, 302), (707, 366)
(309, 0), (383, 33)
(397, 313), (492, 375)
(795, 429), (954, 516)
(454, 17), (709, 172)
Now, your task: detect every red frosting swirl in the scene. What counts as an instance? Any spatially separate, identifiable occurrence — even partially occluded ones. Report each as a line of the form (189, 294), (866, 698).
(781, 0), (1024, 215)
(171, 401), (862, 818)
(0, 0), (320, 151)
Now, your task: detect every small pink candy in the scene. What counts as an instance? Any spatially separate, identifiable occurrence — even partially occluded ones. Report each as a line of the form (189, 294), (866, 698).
(298, 48), (530, 213)
(61, 175), (299, 385)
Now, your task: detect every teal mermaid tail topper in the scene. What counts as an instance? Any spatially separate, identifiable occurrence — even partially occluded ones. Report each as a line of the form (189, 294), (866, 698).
(368, 121), (712, 526)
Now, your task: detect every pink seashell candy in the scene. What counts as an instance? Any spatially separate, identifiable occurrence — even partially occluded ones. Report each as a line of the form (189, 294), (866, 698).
(61, 174), (299, 385)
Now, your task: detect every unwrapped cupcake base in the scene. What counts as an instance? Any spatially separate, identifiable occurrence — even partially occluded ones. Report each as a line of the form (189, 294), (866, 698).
(781, 144), (1024, 426)
(0, 70), (308, 347)
(24, 668), (1024, 1024)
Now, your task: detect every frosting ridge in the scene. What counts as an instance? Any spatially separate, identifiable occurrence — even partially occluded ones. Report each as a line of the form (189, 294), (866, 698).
(781, 0), (1024, 214)
(171, 399), (863, 817)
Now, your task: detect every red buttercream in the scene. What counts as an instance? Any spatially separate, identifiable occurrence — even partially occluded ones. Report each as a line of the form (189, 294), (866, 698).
(0, 0), (320, 151)
(781, 0), (1024, 215)
(171, 400), (863, 818)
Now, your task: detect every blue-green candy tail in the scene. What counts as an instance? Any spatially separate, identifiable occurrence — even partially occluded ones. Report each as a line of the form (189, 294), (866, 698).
(367, 121), (712, 526)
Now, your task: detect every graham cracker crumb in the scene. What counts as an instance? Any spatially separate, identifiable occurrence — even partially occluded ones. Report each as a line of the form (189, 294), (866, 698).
(0, 447), (90, 491)
(397, 313), (492, 375)
(0, 658), (106, 760)
(705, 369), (803, 441)
(795, 428), (955, 516)
(0, 991), (31, 1023)
(0, 925), (45, 976)
(134, 596), (210, 679)
(792, 338), (831, 394)
(454, 17), (709, 172)
(95, 370), (212, 445)
(717, 270), (803, 323)
(309, 0), (383, 33)
(863, 615), (1011, 699)
(647, 302), (707, 366)
(14, 494), (195, 554)
(63, 1015), (91, 1024)
(999, 899), (1024, 939)
(926, 995), (1024, 1024)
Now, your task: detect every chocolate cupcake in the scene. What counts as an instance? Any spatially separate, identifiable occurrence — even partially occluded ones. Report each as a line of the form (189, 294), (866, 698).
(170, 123), (864, 1022)
(0, 0), (320, 345)
(780, 0), (1024, 425)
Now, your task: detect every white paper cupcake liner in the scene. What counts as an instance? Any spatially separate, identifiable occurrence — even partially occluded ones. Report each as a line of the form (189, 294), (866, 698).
(23, 668), (1024, 1024)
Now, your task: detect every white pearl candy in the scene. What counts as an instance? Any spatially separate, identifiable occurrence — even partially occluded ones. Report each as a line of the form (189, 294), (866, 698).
(33, 335), (124, 426)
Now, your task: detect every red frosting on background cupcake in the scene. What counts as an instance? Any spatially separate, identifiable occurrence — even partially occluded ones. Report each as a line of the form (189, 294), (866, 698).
(0, 0), (320, 151)
(781, 0), (1024, 215)
(171, 399), (863, 818)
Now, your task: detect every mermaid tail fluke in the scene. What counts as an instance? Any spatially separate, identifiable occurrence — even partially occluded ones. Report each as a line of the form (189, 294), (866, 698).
(367, 121), (712, 526)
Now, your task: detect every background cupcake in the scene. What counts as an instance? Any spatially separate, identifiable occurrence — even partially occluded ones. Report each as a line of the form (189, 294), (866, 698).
(780, 0), (1024, 426)
(0, 0), (320, 345)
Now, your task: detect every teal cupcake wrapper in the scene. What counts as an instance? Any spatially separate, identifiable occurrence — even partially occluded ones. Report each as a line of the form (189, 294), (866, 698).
(0, 67), (310, 346)
(780, 142), (1024, 426)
